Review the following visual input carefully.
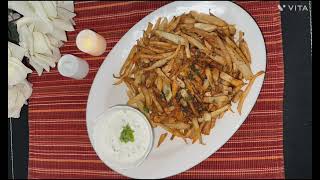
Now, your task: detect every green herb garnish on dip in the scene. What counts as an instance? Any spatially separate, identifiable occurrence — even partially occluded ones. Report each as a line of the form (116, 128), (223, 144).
(120, 124), (135, 143)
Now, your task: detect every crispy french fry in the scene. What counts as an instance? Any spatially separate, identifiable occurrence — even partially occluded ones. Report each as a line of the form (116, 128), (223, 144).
(203, 95), (228, 107)
(162, 80), (173, 102)
(191, 118), (200, 143)
(205, 68), (214, 87)
(155, 30), (187, 45)
(167, 16), (181, 32)
(181, 16), (196, 24)
(156, 68), (171, 82)
(171, 79), (179, 98)
(176, 77), (186, 88)
(203, 78), (210, 90)
(153, 17), (162, 31)
(139, 51), (173, 60)
(237, 71), (264, 114)
(185, 42), (191, 59)
(210, 55), (226, 66)
(144, 45), (181, 71)
(127, 92), (145, 105)
(164, 122), (190, 129)
(157, 123), (185, 138)
(194, 23), (217, 32)
(157, 133), (168, 147)
(164, 106), (175, 114)
(232, 90), (243, 103)
(170, 134), (175, 140)
(147, 46), (168, 54)
(220, 71), (243, 87)
(149, 89), (164, 112)
(145, 22), (153, 37)
(199, 132), (205, 145)
(119, 45), (137, 76)
(141, 86), (152, 109)
(211, 104), (230, 118)
(239, 39), (251, 64)
(211, 68), (219, 85)
(215, 36), (232, 70)
(239, 31), (244, 42)
(226, 45), (253, 80)
(204, 40), (212, 51)
(210, 117), (217, 129)
(159, 17), (168, 31)
(229, 25), (236, 36)
(202, 121), (211, 135)
(180, 33), (209, 54)
(190, 11), (227, 26)
(149, 41), (178, 49)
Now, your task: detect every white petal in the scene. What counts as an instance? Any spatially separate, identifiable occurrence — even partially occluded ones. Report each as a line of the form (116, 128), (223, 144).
(8, 1), (35, 17)
(52, 47), (61, 62)
(57, 7), (76, 20)
(16, 17), (34, 30)
(30, 55), (50, 72)
(70, 18), (76, 26)
(58, 1), (74, 12)
(28, 1), (55, 34)
(47, 34), (62, 47)
(18, 25), (34, 55)
(34, 53), (56, 68)
(52, 18), (74, 31)
(8, 57), (32, 86)
(15, 79), (33, 100)
(33, 32), (52, 55)
(41, 1), (57, 18)
(33, 18), (54, 34)
(28, 23), (35, 32)
(8, 80), (33, 118)
(8, 42), (26, 61)
(28, 58), (43, 76)
(43, 34), (55, 49)
(48, 28), (67, 41)
(51, 1), (57, 9)
(8, 86), (23, 118)
(28, 1), (51, 22)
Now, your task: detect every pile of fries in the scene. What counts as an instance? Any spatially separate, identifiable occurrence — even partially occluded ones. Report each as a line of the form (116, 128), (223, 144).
(114, 11), (264, 147)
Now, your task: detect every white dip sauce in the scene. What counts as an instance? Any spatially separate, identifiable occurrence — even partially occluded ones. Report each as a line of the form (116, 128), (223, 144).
(92, 107), (152, 169)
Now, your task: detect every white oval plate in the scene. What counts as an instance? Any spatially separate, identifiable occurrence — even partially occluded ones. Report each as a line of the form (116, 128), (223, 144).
(86, 1), (266, 179)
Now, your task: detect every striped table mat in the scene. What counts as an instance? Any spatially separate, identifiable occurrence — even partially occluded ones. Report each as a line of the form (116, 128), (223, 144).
(28, 1), (285, 179)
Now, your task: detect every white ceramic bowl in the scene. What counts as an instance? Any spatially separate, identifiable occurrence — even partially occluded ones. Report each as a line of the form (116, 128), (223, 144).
(90, 105), (154, 170)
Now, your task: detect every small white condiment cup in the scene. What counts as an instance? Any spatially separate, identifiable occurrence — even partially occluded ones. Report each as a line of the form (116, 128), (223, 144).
(58, 54), (89, 79)
(91, 105), (154, 170)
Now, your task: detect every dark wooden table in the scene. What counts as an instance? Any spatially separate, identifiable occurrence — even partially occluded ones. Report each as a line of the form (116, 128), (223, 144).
(8, 1), (312, 179)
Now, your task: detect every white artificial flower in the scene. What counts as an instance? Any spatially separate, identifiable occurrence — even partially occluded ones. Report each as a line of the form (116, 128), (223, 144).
(8, 1), (75, 118)
(14, 1), (75, 75)
(8, 42), (32, 86)
(8, 80), (32, 118)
